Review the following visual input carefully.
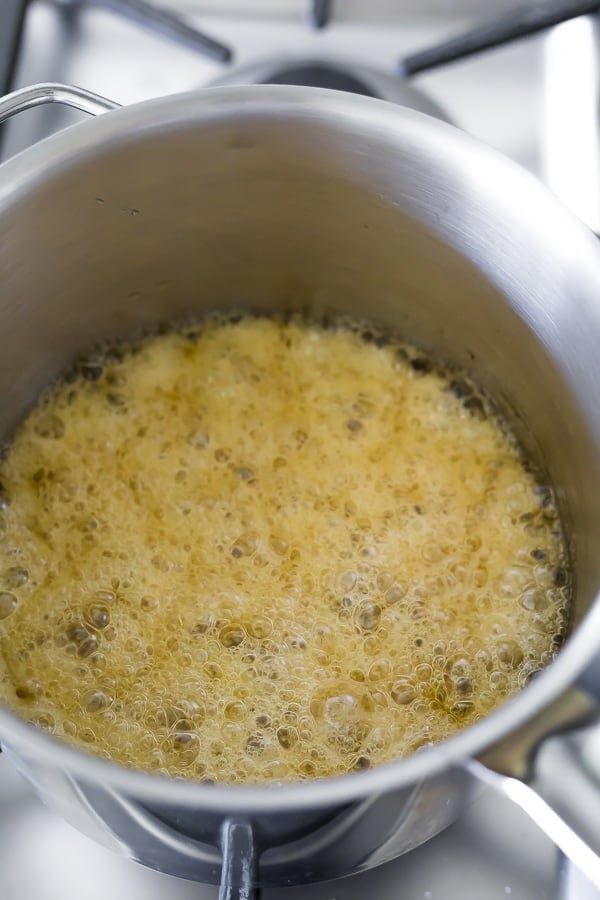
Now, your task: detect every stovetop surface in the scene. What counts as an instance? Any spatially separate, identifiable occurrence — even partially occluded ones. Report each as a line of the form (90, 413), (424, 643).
(4, 2), (600, 232)
(1, 5), (600, 898)
(0, 752), (566, 900)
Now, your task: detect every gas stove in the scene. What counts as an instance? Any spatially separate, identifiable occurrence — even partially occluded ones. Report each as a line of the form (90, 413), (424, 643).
(1, 3), (600, 898)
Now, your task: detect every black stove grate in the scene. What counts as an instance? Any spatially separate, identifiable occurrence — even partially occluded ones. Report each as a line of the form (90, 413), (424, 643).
(0, 0), (28, 96)
(3, 0), (599, 103)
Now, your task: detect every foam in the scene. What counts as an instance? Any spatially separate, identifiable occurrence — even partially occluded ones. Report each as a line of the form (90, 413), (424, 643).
(0, 315), (568, 783)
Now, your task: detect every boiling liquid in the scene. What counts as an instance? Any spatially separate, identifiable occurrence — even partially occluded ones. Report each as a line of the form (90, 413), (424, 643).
(0, 316), (568, 783)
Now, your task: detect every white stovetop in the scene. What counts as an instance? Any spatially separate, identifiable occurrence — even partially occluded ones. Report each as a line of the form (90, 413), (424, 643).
(2, 5), (600, 898)
(0, 751), (575, 900)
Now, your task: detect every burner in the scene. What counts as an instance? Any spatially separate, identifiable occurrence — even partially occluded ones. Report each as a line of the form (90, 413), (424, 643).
(211, 58), (450, 122)
(261, 63), (377, 97)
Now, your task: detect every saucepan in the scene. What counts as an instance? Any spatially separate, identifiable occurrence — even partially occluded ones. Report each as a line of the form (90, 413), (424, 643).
(1, 83), (600, 899)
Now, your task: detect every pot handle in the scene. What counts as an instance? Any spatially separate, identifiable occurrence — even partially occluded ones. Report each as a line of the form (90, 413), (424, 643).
(470, 684), (600, 887)
(0, 82), (120, 127)
(219, 820), (260, 900)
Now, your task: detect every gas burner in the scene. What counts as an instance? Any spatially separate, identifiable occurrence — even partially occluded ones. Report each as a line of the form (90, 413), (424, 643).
(263, 62), (379, 95)
(211, 58), (450, 120)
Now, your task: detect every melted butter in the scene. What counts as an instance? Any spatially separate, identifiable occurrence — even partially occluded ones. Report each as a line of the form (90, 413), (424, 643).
(0, 316), (568, 783)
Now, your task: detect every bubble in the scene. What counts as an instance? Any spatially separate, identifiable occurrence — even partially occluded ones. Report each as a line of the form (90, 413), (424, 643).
(454, 677), (472, 695)
(346, 419), (363, 434)
(363, 634), (381, 656)
(78, 636), (99, 658)
(490, 671), (509, 693)
(496, 641), (524, 667)
(553, 566), (567, 587)
(361, 689), (388, 712)
(224, 700), (246, 722)
(339, 571), (357, 592)
(474, 649), (492, 671)
(414, 663), (433, 683)
(231, 534), (258, 558)
(0, 591), (17, 619)
(82, 690), (112, 713)
(15, 679), (41, 702)
(174, 718), (196, 733)
(85, 605), (110, 629)
(520, 589), (547, 612)
(34, 414), (65, 439)
(192, 614), (214, 635)
(95, 590), (116, 604)
(3, 566), (28, 589)
(188, 430), (209, 449)
(390, 681), (416, 705)
(141, 595), (158, 612)
(368, 659), (391, 681)
(65, 622), (89, 643)
(520, 662), (543, 685)
(372, 570), (392, 591)
(447, 656), (471, 678)
(171, 732), (199, 763)
(204, 662), (223, 680)
(269, 536), (288, 556)
(246, 735), (267, 755)
(277, 726), (298, 749)
(354, 602), (381, 631)
(323, 693), (359, 727)
(421, 543), (443, 563)
(540, 649), (555, 666)
(385, 583), (407, 605)
(451, 699), (474, 718)
(219, 624), (246, 648)
(247, 617), (272, 639)
(177, 700), (205, 724)
(289, 635), (307, 651)
(33, 713), (55, 732)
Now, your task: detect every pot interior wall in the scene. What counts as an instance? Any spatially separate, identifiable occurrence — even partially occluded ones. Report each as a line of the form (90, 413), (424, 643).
(0, 101), (599, 639)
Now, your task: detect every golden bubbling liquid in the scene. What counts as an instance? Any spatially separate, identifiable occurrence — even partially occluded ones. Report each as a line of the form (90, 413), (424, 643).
(0, 315), (568, 783)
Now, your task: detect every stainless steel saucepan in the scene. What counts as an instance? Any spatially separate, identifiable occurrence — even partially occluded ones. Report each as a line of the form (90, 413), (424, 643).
(1, 82), (600, 899)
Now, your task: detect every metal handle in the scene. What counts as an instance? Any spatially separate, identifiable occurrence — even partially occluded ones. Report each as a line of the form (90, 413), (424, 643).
(471, 684), (600, 887)
(219, 820), (260, 900)
(0, 82), (120, 128)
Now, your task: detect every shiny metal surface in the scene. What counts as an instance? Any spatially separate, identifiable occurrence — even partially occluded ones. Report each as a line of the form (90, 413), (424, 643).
(1, 85), (600, 892)
(5, 3), (600, 231)
(0, 752), (562, 900)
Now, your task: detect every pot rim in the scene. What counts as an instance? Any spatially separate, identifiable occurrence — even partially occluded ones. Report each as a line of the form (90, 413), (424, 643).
(0, 83), (599, 811)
